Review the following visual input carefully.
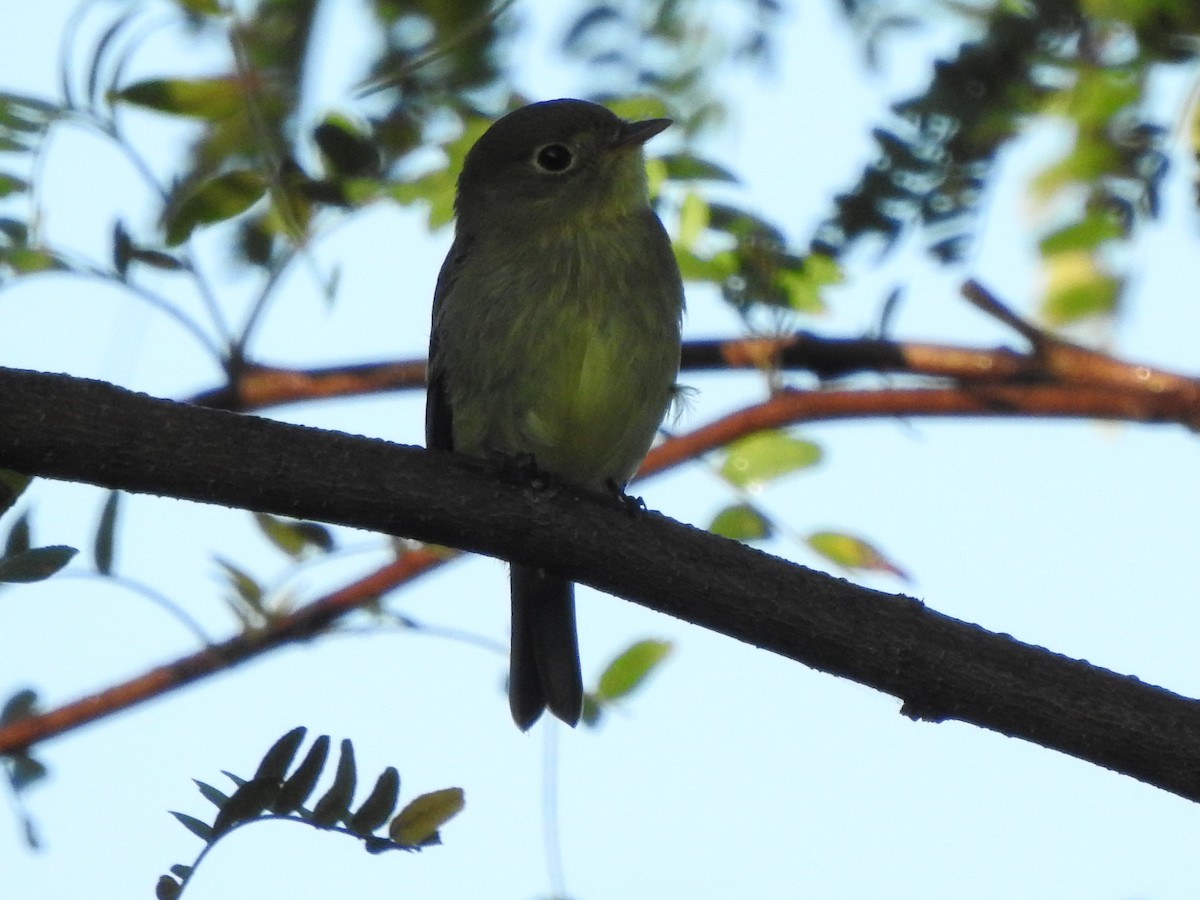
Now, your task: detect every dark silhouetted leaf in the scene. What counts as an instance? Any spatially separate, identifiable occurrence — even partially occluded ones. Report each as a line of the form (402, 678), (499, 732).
(1, 689), (37, 725)
(310, 739), (356, 827)
(94, 491), (120, 575)
(254, 726), (307, 781)
(348, 766), (400, 835)
(4, 509), (30, 557)
(0, 545), (77, 583)
(7, 753), (47, 791)
(170, 811), (214, 842)
(273, 734), (330, 814)
(0, 470), (31, 519)
(212, 776), (281, 835)
(193, 779), (229, 809)
(155, 875), (182, 900)
(314, 116), (380, 178)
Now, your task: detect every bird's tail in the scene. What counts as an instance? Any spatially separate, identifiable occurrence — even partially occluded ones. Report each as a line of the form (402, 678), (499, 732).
(509, 565), (583, 730)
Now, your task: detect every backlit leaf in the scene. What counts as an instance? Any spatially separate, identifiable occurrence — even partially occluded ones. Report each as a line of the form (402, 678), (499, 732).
(111, 77), (242, 120)
(389, 787), (464, 847)
(807, 531), (909, 580)
(720, 431), (822, 488)
(596, 640), (672, 702)
(708, 503), (772, 541)
(164, 170), (267, 246)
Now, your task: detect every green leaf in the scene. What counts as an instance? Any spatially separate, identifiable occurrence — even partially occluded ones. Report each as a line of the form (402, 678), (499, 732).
(777, 253), (840, 313)
(1038, 213), (1124, 255)
(0, 470), (31, 518)
(193, 779), (229, 808)
(111, 77), (242, 120)
(178, 0), (222, 14)
(7, 754), (47, 791)
(164, 170), (268, 246)
(708, 503), (772, 541)
(93, 491), (120, 575)
(389, 787), (465, 848)
(348, 767), (400, 835)
(214, 557), (264, 611)
(155, 876), (182, 900)
(606, 96), (670, 123)
(660, 153), (738, 183)
(806, 531), (909, 580)
(253, 513), (330, 559)
(273, 734), (330, 814)
(720, 432), (822, 488)
(677, 190), (709, 248)
(1040, 251), (1121, 324)
(4, 510), (31, 557)
(253, 726), (307, 781)
(310, 739), (356, 827)
(170, 811), (214, 842)
(0, 545), (77, 583)
(673, 246), (737, 282)
(3, 247), (67, 274)
(596, 640), (672, 702)
(0, 173), (28, 200)
(314, 115), (380, 179)
(1, 689), (38, 725)
(212, 776), (282, 835)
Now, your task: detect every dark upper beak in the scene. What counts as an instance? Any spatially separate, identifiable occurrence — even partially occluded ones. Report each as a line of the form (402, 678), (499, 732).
(609, 117), (672, 151)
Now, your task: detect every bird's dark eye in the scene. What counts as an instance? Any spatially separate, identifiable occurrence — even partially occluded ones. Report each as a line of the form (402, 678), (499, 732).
(535, 143), (574, 172)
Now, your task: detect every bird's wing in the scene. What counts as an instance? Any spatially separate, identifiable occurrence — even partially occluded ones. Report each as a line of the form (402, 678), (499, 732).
(425, 234), (471, 452)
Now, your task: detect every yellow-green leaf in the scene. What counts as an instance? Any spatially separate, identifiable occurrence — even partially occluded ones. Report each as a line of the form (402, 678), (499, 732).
(1038, 213), (1124, 255)
(677, 190), (709, 248)
(596, 639), (672, 702)
(708, 503), (772, 541)
(720, 431), (822, 489)
(389, 787), (465, 847)
(111, 77), (242, 120)
(807, 531), (908, 580)
(1041, 250), (1121, 324)
(165, 170), (267, 245)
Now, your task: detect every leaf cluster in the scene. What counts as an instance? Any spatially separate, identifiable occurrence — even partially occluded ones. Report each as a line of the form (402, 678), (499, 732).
(157, 726), (465, 899)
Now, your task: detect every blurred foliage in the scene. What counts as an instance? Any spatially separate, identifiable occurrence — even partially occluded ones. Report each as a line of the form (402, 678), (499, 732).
(822, 0), (1198, 323)
(0, 0), (1194, 338)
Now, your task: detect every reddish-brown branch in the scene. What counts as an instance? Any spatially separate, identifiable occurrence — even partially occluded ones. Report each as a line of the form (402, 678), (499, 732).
(1, 285), (1198, 767)
(0, 549), (446, 753)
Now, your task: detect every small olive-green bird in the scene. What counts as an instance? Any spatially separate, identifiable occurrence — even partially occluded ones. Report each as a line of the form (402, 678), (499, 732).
(425, 99), (684, 730)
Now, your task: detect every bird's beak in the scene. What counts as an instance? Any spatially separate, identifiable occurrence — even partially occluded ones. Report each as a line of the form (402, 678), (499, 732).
(609, 117), (672, 152)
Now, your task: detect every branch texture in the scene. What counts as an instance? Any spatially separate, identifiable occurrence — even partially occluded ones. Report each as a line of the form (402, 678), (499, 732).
(1, 367), (1200, 801)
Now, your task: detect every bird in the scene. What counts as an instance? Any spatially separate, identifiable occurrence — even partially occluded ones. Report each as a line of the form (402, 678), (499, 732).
(425, 99), (684, 729)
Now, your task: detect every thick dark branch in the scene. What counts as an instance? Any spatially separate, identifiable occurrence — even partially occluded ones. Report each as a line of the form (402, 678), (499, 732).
(1, 366), (1199, 800)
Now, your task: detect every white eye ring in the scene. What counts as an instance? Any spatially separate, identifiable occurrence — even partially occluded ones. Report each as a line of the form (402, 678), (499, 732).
(534, 143), (574, 173)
